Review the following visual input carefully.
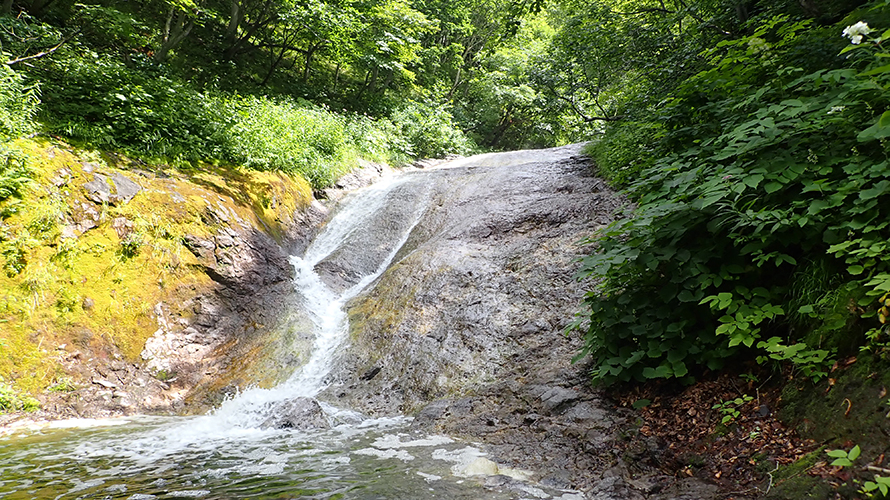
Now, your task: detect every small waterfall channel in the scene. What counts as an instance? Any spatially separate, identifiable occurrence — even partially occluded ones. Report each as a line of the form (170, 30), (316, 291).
(0, 171), (557, 500)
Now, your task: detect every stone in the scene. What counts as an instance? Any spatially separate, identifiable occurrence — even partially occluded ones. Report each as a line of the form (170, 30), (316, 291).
(215, 231), (235, 248)
(260, 397), (330, 430)
(112, 217), (134, 239)
(83, 174), (113, 204)
(539, 386), (580, 414)
(460, 457), (499, 476)
(183, 235), (216, 261)
(82, 173), (142, 205)
(92, 378), (118, 389)
(109, 173), (142, 203)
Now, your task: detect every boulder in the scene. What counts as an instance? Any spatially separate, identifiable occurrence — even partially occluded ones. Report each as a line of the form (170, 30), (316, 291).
(260, 397), (330, 430)
(82, 173), (143, 205)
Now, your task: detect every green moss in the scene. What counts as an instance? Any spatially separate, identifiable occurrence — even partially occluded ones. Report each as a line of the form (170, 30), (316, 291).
(768, 353), (890, 498)
(768, 448), (833, 499)
(0, 138), (315, 398)
(779, 354), (890, 457)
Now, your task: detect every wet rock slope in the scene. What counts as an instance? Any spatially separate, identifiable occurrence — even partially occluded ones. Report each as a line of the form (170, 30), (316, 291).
(314, 144), (715, 497)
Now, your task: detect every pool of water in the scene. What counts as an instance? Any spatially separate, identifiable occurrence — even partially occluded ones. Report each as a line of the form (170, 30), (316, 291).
(0, 413), (580, 500)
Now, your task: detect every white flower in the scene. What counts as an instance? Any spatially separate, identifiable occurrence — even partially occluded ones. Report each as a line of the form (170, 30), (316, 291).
(842, 21), (872, 44)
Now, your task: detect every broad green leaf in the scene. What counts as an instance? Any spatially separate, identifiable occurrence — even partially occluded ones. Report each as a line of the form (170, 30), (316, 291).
(859, 180), (890, 200)
(859, 64), (890, 76)
(858, 111), (890, 141)
(632, 399), (651, 409)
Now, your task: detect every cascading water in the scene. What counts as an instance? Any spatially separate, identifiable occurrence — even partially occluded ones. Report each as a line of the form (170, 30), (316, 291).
(0, 167), (587, 500)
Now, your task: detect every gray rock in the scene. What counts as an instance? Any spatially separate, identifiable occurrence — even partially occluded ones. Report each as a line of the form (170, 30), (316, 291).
(112, 217), (134, 239)
(260, 397), (330, 430)
(83, 174), (113, 204)
(540, 386), (580, 414)
(183, 235), (216, 261)
(82, 173), (142, 205)
(109, 173), (142, 203)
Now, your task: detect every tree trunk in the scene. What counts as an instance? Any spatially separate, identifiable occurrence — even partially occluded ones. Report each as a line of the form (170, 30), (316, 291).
(488, 108), (513, 149)
(154, 7), (194, 63)
(226, 0), (241, 42)
(446, 67), (462, 100)
(303, 46), (317, 83)
(369, 66), (378, 93)
(261, 45), (287, 86)
(24, 0), (56, 15)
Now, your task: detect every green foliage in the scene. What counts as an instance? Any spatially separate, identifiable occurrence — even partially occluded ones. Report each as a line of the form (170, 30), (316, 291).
(0, 65), (40, 142)
(0, 378), (39, 412)
(223, 96), (350, 187)
(862, 475), (890, 498)
(0, 144), (32, 202)
(712, 394), (754, 424)
(389, 100), (476, 158)
(47, 376), (76, 392)
(584, 122), (662, 188)
(572, 9), (890, 384)
(826, 444), (861, 467)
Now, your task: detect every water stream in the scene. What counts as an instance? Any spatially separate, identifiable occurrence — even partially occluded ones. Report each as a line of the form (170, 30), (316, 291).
(0, 171), (581, 500)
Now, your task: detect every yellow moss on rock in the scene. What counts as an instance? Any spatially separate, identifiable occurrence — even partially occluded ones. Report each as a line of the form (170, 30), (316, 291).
(0, 138), (314, 396)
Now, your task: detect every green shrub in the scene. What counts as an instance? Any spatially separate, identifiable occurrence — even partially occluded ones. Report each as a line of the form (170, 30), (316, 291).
(572, 14), (890, 384)
(223, 96), (351, 188)
(389, 100), (476, 159)
(42, 54), (231, 160)
(0, 145), (32, 202)
(584, 121), (662, 188)
(0, 65), (40, 142)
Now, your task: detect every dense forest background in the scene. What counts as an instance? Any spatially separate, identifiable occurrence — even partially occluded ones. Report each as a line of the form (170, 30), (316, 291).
(0, 0), (889, 419)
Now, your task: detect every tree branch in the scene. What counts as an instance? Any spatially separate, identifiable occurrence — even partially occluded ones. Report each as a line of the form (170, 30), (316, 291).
(5, 29), (79, 66)
(543, 82), (623, 123)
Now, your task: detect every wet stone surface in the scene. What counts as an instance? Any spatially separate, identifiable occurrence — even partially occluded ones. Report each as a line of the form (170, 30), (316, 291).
(312, 145), (722, 498)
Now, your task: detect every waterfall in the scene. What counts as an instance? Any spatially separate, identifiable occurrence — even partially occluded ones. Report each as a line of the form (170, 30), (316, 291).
(114, 173), (429, 452)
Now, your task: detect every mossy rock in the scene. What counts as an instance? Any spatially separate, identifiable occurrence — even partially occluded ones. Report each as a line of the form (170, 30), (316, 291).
(0, 138), (314, 397)
(771, 353), (890, 499)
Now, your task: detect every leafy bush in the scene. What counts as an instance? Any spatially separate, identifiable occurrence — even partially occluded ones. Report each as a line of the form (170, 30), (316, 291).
(223, 96), (350, 188)
(0, 65), (40, 142)
(389, 100), (476, 159)
(571, 13), (890, 384)
(0, 145), (32, 202)
(584, 121), (662, 188)
(42, 53), (231, 160)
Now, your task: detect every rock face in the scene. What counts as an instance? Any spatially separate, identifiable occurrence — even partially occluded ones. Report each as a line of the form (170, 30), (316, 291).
(321, 144), (620, 415)
(260, 397), (330, 430)
(315, 144), (718, 498)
